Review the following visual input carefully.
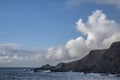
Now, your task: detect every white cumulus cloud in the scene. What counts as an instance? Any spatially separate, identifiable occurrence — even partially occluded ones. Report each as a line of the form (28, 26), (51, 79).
(66, 10), (120, 59)
(0, 10), (120, 67)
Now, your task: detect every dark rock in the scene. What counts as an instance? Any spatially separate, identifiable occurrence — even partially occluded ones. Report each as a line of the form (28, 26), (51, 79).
(115, 74), (120, 77)
(99, 41), (120, 74)
(33, 41), (120, 74)
(32, 64), (54, 72)
(39, 64), (53, 70)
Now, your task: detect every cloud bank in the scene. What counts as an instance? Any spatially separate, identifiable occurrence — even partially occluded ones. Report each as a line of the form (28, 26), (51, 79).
(0, 10), (120, 67)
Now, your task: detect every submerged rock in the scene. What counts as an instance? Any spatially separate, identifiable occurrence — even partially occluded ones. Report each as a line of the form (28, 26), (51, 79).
(116, 74), (120, 77)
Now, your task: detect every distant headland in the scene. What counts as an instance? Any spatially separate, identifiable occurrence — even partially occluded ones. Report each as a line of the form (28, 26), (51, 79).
(32, 41), (120, 75)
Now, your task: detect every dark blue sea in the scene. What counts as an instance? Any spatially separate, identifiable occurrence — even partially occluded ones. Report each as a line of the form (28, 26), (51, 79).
(0, 68), (119, 80)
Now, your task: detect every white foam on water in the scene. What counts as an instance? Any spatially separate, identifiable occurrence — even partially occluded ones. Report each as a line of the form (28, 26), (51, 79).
(0, 68), (119, 80)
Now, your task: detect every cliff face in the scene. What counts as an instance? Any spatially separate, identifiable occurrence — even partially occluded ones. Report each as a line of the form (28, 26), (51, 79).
(99, 41), (120, 74)
(51, 49), (107, 73)
(33, 41), (120, 74)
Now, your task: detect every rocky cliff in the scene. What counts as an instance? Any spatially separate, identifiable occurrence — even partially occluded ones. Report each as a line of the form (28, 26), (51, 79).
(32, 41), (120, 74)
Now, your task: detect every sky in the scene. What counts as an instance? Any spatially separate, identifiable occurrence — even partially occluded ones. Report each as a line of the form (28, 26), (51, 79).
(0, 0), (120, 67)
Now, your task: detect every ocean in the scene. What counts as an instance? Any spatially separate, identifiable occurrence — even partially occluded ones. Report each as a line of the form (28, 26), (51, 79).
(0, 68), (119, 80)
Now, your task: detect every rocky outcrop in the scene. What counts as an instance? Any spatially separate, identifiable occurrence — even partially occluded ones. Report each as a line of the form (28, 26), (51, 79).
(32, 64), (54, 72)
(99, 41), (120, 74)
(32, 41), (120, 74)
(51, 49), (107, 73)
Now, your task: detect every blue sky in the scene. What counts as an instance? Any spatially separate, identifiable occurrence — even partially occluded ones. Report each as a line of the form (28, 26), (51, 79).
(0, 0), (120, 48)
(0, 0), (120, 67)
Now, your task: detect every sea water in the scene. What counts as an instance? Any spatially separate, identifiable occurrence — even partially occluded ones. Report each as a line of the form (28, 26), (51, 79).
(0, 68), (119, 80)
